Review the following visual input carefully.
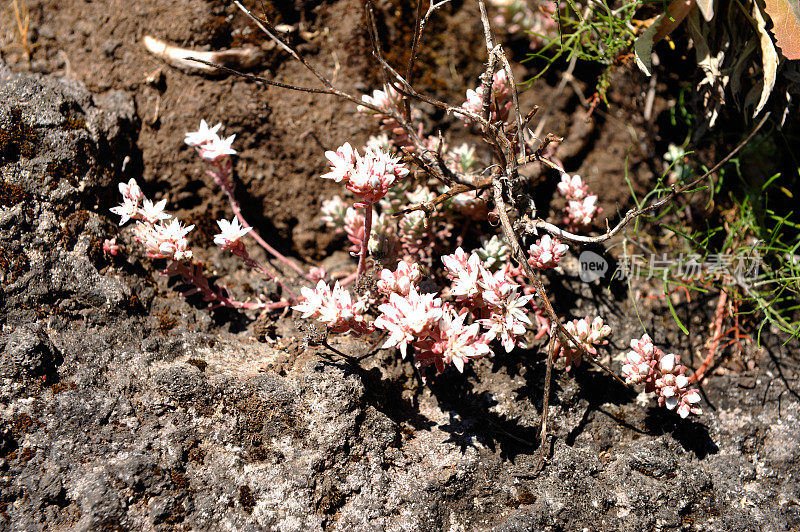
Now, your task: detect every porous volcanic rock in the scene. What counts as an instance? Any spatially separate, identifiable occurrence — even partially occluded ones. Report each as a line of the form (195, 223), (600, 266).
(0, 68), (798, 532)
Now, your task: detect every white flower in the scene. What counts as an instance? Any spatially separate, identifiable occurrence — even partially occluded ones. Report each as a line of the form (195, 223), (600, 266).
(197, 134), (236, 161)
(565, 195), (600, 228)
(214, 218), (252, 250)
(374, 287), (443, 359)
(461, 88), (484, 116)
(321, 142), (356, 183)
(437, 311), (492, 372)
(442, 249), (485, 302)
(185, 119), (222, 146)
(153, 219), (194, 261)
(659, 353), (676, 373)
(357, 85), (403, 117)
(110, 197), (140, 226)
(293, 280), (371, 334)
(366, 133), (392, 152)
(478, 290), (533, 353)
(138, 198), (171, 224)
(377, 259), (421, 296)
(556, 173), (588, 200)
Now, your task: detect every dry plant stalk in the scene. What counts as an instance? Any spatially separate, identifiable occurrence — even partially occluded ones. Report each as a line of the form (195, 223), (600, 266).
(1, 0), (33, 60)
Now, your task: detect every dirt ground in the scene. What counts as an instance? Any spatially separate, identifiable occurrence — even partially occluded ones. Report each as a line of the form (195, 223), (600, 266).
(2, 0), (800, 530)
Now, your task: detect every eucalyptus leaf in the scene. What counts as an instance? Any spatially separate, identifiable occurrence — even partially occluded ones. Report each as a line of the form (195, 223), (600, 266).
(751, 2), (780, 117)
(763, 0), (800, 59)
(696, 0), (715, 21)
(634, 13), (664, 76)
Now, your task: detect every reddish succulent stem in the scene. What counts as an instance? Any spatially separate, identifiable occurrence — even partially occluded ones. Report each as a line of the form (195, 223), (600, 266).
(209, 157), (309, 280)
(339, 271), (359, 288)
(357, 203), (373, 278)
(689, 288), (728, 384)
(230, 244), (298, 299)
(169, 260), (288, 310)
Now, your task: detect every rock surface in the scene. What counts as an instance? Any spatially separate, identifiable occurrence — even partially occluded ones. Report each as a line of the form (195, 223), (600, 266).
(1, 69), (799, 531)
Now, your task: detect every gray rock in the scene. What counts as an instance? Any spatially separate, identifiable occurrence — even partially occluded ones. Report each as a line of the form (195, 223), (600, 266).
(1, 323), (59, 379)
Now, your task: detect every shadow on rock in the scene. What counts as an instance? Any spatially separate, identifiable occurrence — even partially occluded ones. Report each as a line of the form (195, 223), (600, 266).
(428, 375), (540, 461)
(644, 407), (719, 459)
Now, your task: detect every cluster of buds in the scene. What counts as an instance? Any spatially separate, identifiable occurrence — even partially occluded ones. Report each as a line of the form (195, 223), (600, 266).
(527, 234), (569, 270)
(377, 259), (421, 296)
(460, 70), (512, 125)
(110, 178), (195, 262)
(489, 0), (559, 49)
(553, 316), (612, 371)
(322, 143), (409, 207)
(621, 334), (702, 418)
(293, 280), (373, 335)
(556, 173), (602, 231)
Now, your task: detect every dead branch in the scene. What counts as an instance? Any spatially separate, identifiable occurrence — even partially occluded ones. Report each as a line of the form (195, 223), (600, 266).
(523, 113), (769, 244)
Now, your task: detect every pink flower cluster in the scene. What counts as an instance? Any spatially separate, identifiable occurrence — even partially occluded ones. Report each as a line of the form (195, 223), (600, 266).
(621, 334), (702, 418)
(442, 247), (534, 352)
(527, 234), (569, 269)
(556, 173), (602, 231)
(293, 280), (373, 335)
(460, 70), (512, 125)
(322, 143), (409, 207)
(375, 286), (444, 358)
(290, 250), (535, 373)
(110, 178), (195, 261)
(553, 316), (612, 371)
(414, 310), (492, 373)
(132, 218), (195, 261)
(556, 173), (589, 199)
(373, 278), (494, 374)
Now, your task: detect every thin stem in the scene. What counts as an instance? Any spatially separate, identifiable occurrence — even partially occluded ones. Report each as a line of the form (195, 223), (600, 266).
(689, 287), (728, 384)
(208, 157), (309, 282)
(357, 204), (374, 277)
(536, 332), (556, 471)
(170, 260), (287, 310)
(232, 245), (298, 299)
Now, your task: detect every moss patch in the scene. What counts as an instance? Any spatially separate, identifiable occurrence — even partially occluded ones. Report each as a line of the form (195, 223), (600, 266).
(0, 107), (38, 162)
